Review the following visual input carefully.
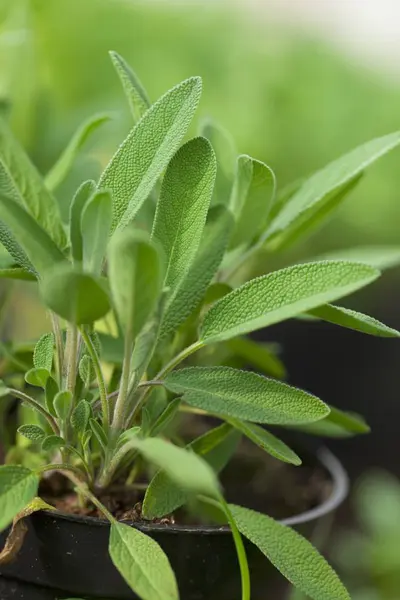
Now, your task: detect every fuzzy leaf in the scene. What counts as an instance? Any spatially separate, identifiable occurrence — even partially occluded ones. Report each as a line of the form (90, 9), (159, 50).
(108, 230), (163, 337)
(200, 261), (379, 344)
(53, 391), (72, 420)
(71, 400), (91, 436)
(109, 521), (178, 600)
(45, 376), (59, 417)
(294, 406), (370, 438)
(200, 118), (236, 205)
(45, 114), (110, 192)
(152, 136), (216, 291)
(79, 355), (95, 386)
(109, 51), (151, 123)
(99, 76), (202, 233)
(41, 435), (66, 452)
(89, 419), (107, 452)
(69, 180), (96, 263)
(81, 189), (112, 274)
(230, 504), (350, 600)
(226, 337), (286, 380)
(40, 264), (110, 325)
(307, 304), (400, 338)
(160, 205), (234, 338)
(229, 155), (276, 249)
(165, 367), (328, 425)
(313, 245), (400, 271)
(25, 368), (50, 388)
(17, 424), (46, 442)
(0, 465), (39, 531)
(33, 333), (54, 372)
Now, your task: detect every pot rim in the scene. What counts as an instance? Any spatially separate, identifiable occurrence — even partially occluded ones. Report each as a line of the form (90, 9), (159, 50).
(42, 446), (348, 535)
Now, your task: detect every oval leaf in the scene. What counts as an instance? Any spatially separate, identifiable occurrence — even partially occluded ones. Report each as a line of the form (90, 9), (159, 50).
(71, 400), (91, 436)
(69, 180), (96, 263)
(17, 424), (46, 442)
(33, 333), (54, 372)
(53, 391), (73, 420)
(81, 189), (112, 274)
(307, 304), (400, 338)
(25, 367), (50, 388)
(109, 51), (150, 123)
(41, 435), (66, 452)
(0, 465), (39, 531)
(229, 419), (301, 465)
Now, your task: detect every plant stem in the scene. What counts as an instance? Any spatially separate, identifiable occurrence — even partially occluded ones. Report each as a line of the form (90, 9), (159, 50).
(50, 312), (64, 387)
(38, 462), (87, 481)
(9, 388), (59, 434)
(80, 327), (109, 429)
(65, 326), (78, 396)
(111, 332), (132, 434)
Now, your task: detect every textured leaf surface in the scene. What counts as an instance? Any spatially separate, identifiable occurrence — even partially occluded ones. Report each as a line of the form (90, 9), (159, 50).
(33, 333), (54, 372)
(0, 465), (39, 531)
(200, 261), (379, 343)
(98, 76), (202, 232)
(69, 180), (96, 263)
(17, 424), (46, 442)
(165, 367), (328, 425)
(109, 521), (178, 600)
(0, 221), (34, 273)
(81, 189), (112, 274)
(268, 131), (400, 240)
(307, 304), (400, 337)
(152, 137), (216, 291)
(71, 400), (91, 436)
(229, 419), (301, 465)
(231, 505), (350, 600)
(200, 118), (236, 205)
(41, 435), (65, 452)
(110, 51), (150, 123)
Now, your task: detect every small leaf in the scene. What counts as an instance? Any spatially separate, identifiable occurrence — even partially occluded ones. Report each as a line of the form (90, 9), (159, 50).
(98, 76), (202, 233)
(294, 406), (370, 438)
(89, 419), (107, 452)
(0, 216), (35, 274)
(71, 400), (91, 436)
(230, 504), (350, 600)
(108, 230), (163, 337)
(307, 304), (400, 338)
(17, 424), (46, 442)
(150, 398), (181, 437)
(165, 367), (329, 425)
(152, 136), (216, 291)
(45, 114), (110, 192)
(81, 189), (113, 275)
(41, 435), (66, 452)
(109, 51), (150, 123)
(53, 391), (72, 420)
(45, 376), (59, 417)
(40, 264), (110, 325)
(226, 337), (286, 380)
(109, 521), (178, 600)
(228, 419), (301, 465)
(25, 367), (50, 388)
(69, 180), (96, 263)
(0, 465), (39, 531)
(200, 261), (379, 344)
(200, 118), (236, 205)
(79, 354), (95, 386)
(313, 245), (400, 271)
(33, 333), (54, 372)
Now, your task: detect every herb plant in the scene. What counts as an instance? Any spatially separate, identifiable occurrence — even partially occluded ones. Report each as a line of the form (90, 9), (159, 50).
(0, 52), (399, 600)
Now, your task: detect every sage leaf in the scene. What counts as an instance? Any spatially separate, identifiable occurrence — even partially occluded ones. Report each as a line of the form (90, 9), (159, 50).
(307, 304), (400, 338)
(109, 521), (178, 600)
(79, 355), (95, 386)
(164, 367), (328, 425)
(17, 424), (46, 443)
(200, 118), (236, 205)
(69, 180), (96, 263)
(33, 333), (54, 372)
(41, 435), (66, 452)
(99, 76), (202, 233)
(71, 400), (91, 436)
(200, 261), (379, 344)
(40, 264), (110, 325)
(230, 504), (350, 600)
(294, 405), (370, 438)
(25, 368), (50, 388)
(81, 189), (112, 275)
(89, 419), (107, 452)
(108, 230), (163, 337)
(53, 391), (72, 420)
(0, 465), (39, 531)
(109, 51), (150, 123)
(45, 376), (59, 417)
(313, 245), (400, 271)
(45, 114), (110, 192)
(150, 398), (181, 437)
(152, 136), (216, 291)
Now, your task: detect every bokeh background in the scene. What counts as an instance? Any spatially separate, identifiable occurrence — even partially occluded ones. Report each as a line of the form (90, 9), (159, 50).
(1, 1), (400, 597)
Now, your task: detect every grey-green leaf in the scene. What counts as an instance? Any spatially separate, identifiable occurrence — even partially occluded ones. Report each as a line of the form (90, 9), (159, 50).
(0, 217), (34, 274)
(109, 51), (151, 123)
(200, 118), (236, 206)
(45, 114), (110, 192)
(200, 261), (379, 344)
(152, 136), (216, 291)
(17, 424), (46, 442)
(109, 521), (178, 600)
(79, 355), (95, 386)
(164, 367), (328, 425)
(230, 504), (350, 600)
(98, 76), (202, 233)
(71, 400), (91, 435)
(40, 264), (110, 325)
(33, 333), (54, 372)
(25, 367), (50, 388)
(81, 189), (112, 275)
(307, 304), (400, 338)
(69, 180), (96, 263)
(0, 465), (39, 531)
(41, 435), (66, 452)
(53, 391), (72, 420)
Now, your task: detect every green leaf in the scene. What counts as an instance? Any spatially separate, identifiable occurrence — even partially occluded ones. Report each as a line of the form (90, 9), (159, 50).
(150, 398), (181, 437)
(108, 230), (163, 337)
(41, 435), (66, 452)
(45, 114), (110, 192)
(109, 521), (178, 600)
(0, 465), (39, 531)
(160, 205), (234, 338)
(313, 245), (400, 271)
(165, 367), (328, 425)
(293, 406), (370, 438)
(71, 400), (91, 436)
(307, 304), (400, 338)
(81, 189), (112, 275)
(53, 391), (72, 420)
(0, 118), (66, 248)
(229, 155), (276, 249)
(45, 376), (59, 417)
(78, 355), (95, 386)
(152, 136), (216, 291)
(226, 337), (286, 380)
(40, 264), (110, 325)
(267, 131), (400, 244)
(17, 424), (46, 442)
(89, 418), (107, 452)
(230, 504), (350, 600)
(69, 180), (96, 263)
(25, 367), (50, 388)
(0, 267), (35, 280)
(33, 333), (54, 372)
(0, 194), (66, 275)
(200, 261), (379, 344)
(142, 424), (242, 519)
(98, 76), (202, 233)
(228, 419), (301, 465)
(200, 118), (236, 205)
(109, 51), (150, 123)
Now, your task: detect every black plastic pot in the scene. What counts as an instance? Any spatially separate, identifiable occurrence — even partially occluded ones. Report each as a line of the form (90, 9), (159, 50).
(0, 448), (348, 600)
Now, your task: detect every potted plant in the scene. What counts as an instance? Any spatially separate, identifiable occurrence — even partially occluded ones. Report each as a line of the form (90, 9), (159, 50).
(0, 52), (399, 600)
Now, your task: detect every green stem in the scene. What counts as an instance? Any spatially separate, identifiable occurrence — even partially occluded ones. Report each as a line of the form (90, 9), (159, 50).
(38, 462), (87, 481)
(65, 326), (78, 396)
(111, 332), (132, 434)
(9, 388), (59, 434)
(50, 312), (64, 387)
(80, 327), (109, 429)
